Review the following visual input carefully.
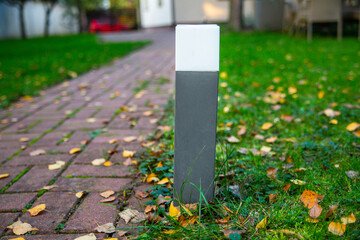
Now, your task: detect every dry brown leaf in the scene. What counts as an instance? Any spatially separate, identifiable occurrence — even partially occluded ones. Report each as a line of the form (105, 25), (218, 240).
(256, 217), (267, 229)
(309, 203), (323, 219)
(92, 158), (105, 166)
(146, 213), (163, 223)
(0, 173), (9, 179)
(354, 130), (360, 137)
(100, 190), (115, 198)
(108, 139), (118, 144)
(27, 204), (46, 217)
(346, 122), (360, 131)
(7, 219), (38, 235)
(266, 136), (277, 143)
(283, 184), (291, 192)
(279, 229), (304, 239)
(237, 126), (246, 136)
(30, 149), (46, 156)
(306, 217), (319, 223)
(269, 193), (277, 203)
(95, 222), (116, 233)
(119, 209), (146, 224)
(75, 191), (85, 198)
(226, 136), (240, 143)
(326, 205), (338, 218)
(123, 158), (132, 166)
(144, 205), (157, 214)
(69, 148), (81, 155)
(48, 161), (66, 170)
(300, 190), (324, 209)
(157, 195), (171, 205)
(143, 111), (153, 116)
(261, 122), (273, 130)
(116, 230), (127, 237)
(328, 222), (346, 236)
(341, 213), (356, 224)
(123, 150), (136, 158)
(135, 191), (149, 199)
(215, 215), (230, 225)
(100, 196), (116, 203)
(19, 138), (29, 142)
(266, 167), (278, 180)
(179, 215), (199, 227)
(123, 136), (137, 143)
(223, 229), (246, 238)
(74, 233), (97, 240)
(142, 141), (155, 147)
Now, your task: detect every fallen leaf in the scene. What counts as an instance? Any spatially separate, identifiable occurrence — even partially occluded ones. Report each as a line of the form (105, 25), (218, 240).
(223, 229), (247, 238)
(147, 213), (163, 223)
(266, 167), (278, 180)
(309, 204), (323, 219)
(92, 158), (106, 166)
(157, 195), (171, 205)
(283, 184), (291, 192)
(162, 229), (180, 234)
(103, 161), (112, 167)
(269, 193), (277, 203)
(281, 115), (294, 122)
(288, 86), (297, 95)
(108, 139), (118, 144)
(279, 229), (304, 239)
(95, 222), (116, 233)
(179, 215), (199, 227)
(144, 205), (157, 214)
(135, 191), (149, 199)
(215, 215), (230, 225)
(261, 122), (273, 130)
(266, 136), (277, 143)
(123, 158), (133, 166)
(341, 213), (356, 224)
(169, 202), (181, 219)
(306, 217), (319, 223)
(19, 138), (29, 142)
(329, 119), (338, 125)
(116, 230), (127, 237)
(142, 141), (155, 147)
(157, 178), (170, 185)
(42, 185), (57, 190)
(69, 148), (81, 155)
(354, 130), (360, 137)
(30, 149), (46, 156)
(100, 196), (116, 203)
(7, 219), (38, 235)
(346, 122), (360, 131)
(27, 204), (46, 217)
(74, 233), (97, 240)
(328, 222), (346, 236)
(325, 205), (338, 218)
(146, 173), (159, 183)
(318, 91), (324, 99)
(8, 237), (26, 240)
(346, 170), (359, 179)
(0, 173), (9, 179)
(123, 136), (137, 143)
(48, 160), (66, 170)
(256, 217), (267, 229)
(143, 111), (153, 116)
(100, 190), (115, 198)
(87, 118), (96, 123)
(123, 150), (136, 158)
(290, 179), (306, 185)
(237, 126), (246, 136)
(260, 146), (272, 153)
(75, 191), (85, 198)
(119, 209), (146, 224)
(226, 136), (240, 143)
(156, 162), (163, 168)
(300, 190), (324, 209)
(323, 109), (341, 117)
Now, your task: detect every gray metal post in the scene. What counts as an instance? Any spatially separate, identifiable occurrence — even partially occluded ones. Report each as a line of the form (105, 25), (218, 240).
(174, 25), (219, 204)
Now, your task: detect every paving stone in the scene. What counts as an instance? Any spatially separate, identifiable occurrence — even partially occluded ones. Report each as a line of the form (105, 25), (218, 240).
(3, 154), (71, 167)
(63, 193), (118, 232)
(1, 233), (105, 240)
(0, 193), (36, 211)
(0, 133), (41, 141)
(73, 143), (114, 164)
(0, 213), (19, 233)
(62, 165), (132, 178)
(0, 166), (28, 189)
(6, 166), (62, 192)
(0, 149), (19, 163)
(20, 192), (78, 233)
(53, 177), (131, 192)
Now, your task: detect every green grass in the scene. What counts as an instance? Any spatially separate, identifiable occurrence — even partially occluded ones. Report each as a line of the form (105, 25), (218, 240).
(134, 33), (360, 239)
(0, 34), (148, 109)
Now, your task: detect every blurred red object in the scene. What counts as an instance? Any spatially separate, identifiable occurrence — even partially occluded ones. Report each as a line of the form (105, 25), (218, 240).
(89, 19), (129, 33)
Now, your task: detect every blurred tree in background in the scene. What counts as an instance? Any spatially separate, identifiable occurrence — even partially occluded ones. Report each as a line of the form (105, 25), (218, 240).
(0, 0), (30, 39)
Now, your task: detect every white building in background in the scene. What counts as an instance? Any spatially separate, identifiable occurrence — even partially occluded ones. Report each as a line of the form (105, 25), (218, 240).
(0, 1), (77, 39)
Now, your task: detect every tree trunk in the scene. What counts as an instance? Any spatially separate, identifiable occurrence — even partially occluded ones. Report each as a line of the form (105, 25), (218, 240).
(76, 0), (83, 33)
(230, 0), (243, 31)
(44, 6), (52, 37)
(19, 2), (26, 39)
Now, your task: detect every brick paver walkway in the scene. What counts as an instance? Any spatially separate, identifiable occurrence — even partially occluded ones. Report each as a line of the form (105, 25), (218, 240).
(0, 28), (175, 239)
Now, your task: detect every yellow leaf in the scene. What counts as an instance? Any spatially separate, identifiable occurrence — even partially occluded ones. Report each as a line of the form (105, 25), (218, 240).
(91, 158), (105, 166)
(19, 138), (29, 142)
(103, 161), (112, 167)
(328, 222), (346, 236)
(8, 237), (26, 240)
(162, 229), (179, 234)
(346, 122), (360, 131)
(146, 173), (159, 183)
(123, 150), (136, 158)
(288, 86), (297, 95)
(265, 136), (277, 143)
(27, 204), (46, 217)
(329, 119), (338, 125)
(261, 122), (273, 130)
(220, 72), (228, 79)
(69, 148), (81, 155)
(341, 213), (356, 225)
(354, 130), (360, 137)
(306, 217), (319, 223)
(280, 229), (304, 239)
(156, 162), (163, 168)
(48, 161), (66, 170)
(108, 139), (118, 144)
(157, 178), (170, 185)
(300, 190), (324, 209)
(169, 202), (181, 219)
(0, 173), (9, 179)
(76, 191), (84, 198)
(256, 217), (267, 229)
(318, 91), (324, 99)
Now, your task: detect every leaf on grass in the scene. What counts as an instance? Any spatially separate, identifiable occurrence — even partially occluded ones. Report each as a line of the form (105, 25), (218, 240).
(108, 139), (118, 144)
(265, 136), (277, 143)
(260, 146), (272, 153)
(157, 178), (170, 185)
(328, 222), (346, 236)
(123, 150), (136, 158)
(19, 138), (29, 142)
(354, 130), (360, 137)
(27, 204), (46, 217)
(281, 115), (294, 122)
(135, 191), (149, 199)
(288, 86), (297, 95)
(283, 184), (291, 192)
(261, 122), (273, 130)
(179, 215), (199, 227)
(256, 217), (267, 229)
(100, 196), (116, 203)
(162, 229), (180, 235)
(92, 158), (106, 166)
(7, 219), (38, 235)
(290, 179), (306, 185)
(323, 109), (341, 117)
(306, 217), (319, 223)
(226, 136), (240, 143)
(329, 119), (338, 125)
(144, 205), (157, 214)
(100, 190), (115, 198)
(75, 191), (85, 198)
(300, 190), (324, 209)
(119, 209), (146, 224)
(266, 167), (278, 180)
(74, 233), (97, 240)
(95, 222), (116, 233)
(280, 229), (304, 239)
(69, 148), (81, 155)
(326, 205), (338, 218)
(48, 161), (66, 170)
(237, 126), (246, 136)
(215, 215), (230, 225)
(123, 136), (137, 143)
(30, 149), (46, 156)
(341, 213), (356, 224)
(345, 170), (359, 179)
(146, 173), (159, 183)
(346, 122), (360, 131)
(169, 202), (181, 219)
(269, 193), (277, 203)
(309, 204), (322, 219)
(223, 229), (247, 238)
(318, 91), (324, 99)
(0, 173), (9, 179)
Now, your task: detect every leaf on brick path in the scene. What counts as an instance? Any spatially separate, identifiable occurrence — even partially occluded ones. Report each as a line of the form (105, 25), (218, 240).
(346, 122), (360, 131)
(19, 137), (29, 142)
(226, 136), (240, 143)
(92, 158), (106, 166)
(116, 230), (127, 237)
(103, 161), (112, 167)
(8, 237), (26, 240)
(325, 205), (338, 218)
(86, 117), (96, 123)
(329, 119), (338, 125)
(283, 184), (291, 192)
(306, 217), (319, 223)
(223, 229), (247, 238)
(27, 204), (46, 217)
(341, 213), (356, 224)
(42, 184), (57, 190)
(135, 190), (149, 199)
(288, 86), (297, 95)
(309, 204), (322, 219)
(179, 215), (199, 227)
(48, 160), (66, 170)
(146, 173), (159, 183)
(119, 209), (146, 224)
(279, 229), (304, 239)
(95, 222), (116, 233)
(100, 196), (116, 203)
(135, 90), (147, 99)
(74, 233), (97, 240)
(157, 195), (171, 205)
(145, 205), (157, 214)
(0, 119), (9, 124)
(169, 202), (181, 219)
(237, 126), (246, 136)
(157, 177), (170, 185)
(269, 193), (277, 203)
(143, 111), (153, 117)
(281, 114), (294, 122)
(141, 141), (155, 147)
(345, 170), (359, 179)
(354, 130), (360, 137)
(328, 222), (346, 236)
(123, 136), (137, 143)
(265, 136), (277, 143)
(318, 91), (324, 99)
(290, 179), (306, 185)
(80, 139), (89, 145)
(7, 219), (38, 235)
(75, 191), (85, 198)
(69, 148), (81, 155)
(123, 158), (133, 166)
(266, 167), (278, 180)
(256, 217), (267, 229)
(0, 173), (9, 179)
(149, 118), (159, 124)
(108, 138), (118, 144)
(30, 149), (46, 156)
(300, 190), (324, 209)
(100, 190), (115, 198)
(261, 122), (273, 130)
(123, 150), (136, 158)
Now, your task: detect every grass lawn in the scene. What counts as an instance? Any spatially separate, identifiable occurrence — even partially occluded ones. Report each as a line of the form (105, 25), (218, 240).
(134, 33), (360, 239)
(0, 34), (148, 109)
